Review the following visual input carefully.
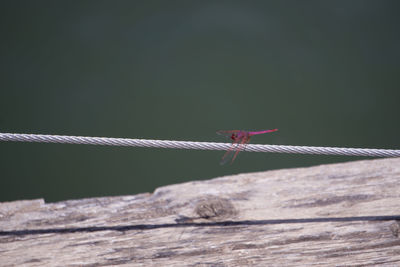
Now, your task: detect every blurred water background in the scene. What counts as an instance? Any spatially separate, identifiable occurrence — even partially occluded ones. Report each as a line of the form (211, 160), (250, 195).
(1, 1), (399, 202)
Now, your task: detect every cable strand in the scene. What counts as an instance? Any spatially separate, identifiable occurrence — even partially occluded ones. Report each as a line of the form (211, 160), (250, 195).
(0, 133), (399, 157)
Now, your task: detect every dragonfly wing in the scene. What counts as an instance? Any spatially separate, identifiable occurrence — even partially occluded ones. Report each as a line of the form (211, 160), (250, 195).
(220, 145), (240, 165)
(216, 130), (240, 139)
(220, 135), (242, 165)
(230, 136), (251, 164)
(220, 136), (251, 165)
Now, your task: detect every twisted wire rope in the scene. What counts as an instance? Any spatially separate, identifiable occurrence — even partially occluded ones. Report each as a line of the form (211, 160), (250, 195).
(1, 133), (399, 158)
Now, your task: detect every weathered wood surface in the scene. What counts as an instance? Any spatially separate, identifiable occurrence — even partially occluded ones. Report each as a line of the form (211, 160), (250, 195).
(1, 158), (400, 266)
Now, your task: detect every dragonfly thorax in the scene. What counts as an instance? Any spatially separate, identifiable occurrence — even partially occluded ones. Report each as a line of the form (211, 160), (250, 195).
(231, 131), (248, 141)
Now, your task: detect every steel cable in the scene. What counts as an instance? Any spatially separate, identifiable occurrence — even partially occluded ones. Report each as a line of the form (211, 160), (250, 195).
(0, 132), (399, 157)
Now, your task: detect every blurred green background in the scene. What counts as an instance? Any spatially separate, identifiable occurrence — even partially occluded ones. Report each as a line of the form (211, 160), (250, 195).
(1, 1), (399, 203)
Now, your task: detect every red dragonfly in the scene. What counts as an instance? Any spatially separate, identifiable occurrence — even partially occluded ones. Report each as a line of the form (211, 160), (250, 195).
(217, 129), (278, 165)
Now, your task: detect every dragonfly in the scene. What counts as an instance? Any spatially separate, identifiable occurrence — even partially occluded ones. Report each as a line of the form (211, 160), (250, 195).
(217, 129), (278, 165)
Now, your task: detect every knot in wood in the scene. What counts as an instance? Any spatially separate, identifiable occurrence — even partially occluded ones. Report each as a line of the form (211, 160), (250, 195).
(194, 197), (237, 220)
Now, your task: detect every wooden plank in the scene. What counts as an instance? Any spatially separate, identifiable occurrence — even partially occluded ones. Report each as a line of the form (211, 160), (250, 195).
(1, 158), (400, 266)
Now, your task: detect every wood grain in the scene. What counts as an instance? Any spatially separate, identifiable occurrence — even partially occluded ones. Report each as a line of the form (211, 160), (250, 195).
(1, 158), (400, 266)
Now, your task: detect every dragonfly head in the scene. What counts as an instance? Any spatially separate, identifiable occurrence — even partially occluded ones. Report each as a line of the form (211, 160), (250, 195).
(231, 131), (247, 141)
